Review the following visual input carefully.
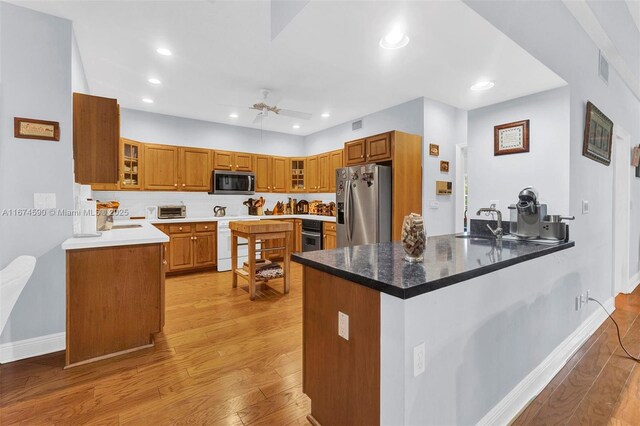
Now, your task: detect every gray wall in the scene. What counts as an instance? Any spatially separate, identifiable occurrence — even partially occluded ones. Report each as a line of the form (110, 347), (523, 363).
(0, 3), (73, 343)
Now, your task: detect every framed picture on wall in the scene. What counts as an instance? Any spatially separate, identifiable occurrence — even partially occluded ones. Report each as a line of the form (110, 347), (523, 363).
(429, 144), (440, 157)
(440, 161), (449, 173)
(582, 101), (613, 166)
(494, 119), (530, 155)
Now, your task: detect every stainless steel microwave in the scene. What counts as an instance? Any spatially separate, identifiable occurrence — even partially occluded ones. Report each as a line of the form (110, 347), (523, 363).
(210, 171), (255, 195)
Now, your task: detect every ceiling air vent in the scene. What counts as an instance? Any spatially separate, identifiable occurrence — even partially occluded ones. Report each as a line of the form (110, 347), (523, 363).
(352, 119), (363, 131)
(599, 50), (609, 84)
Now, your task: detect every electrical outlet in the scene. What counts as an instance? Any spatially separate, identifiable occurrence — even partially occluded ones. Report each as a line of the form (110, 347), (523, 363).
(582, 200), (589, 214)
(586, 290), (591, 304)
(414, 343), (426, 376)
(338, 311), (349, 340)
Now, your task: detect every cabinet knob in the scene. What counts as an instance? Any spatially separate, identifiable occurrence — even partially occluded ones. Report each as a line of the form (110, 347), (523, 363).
(236, 164), (239, 167)
(229, 164), (232, 167)
(174, 183), (178, 187)
(182, 184), (186, 187)
(194, 236), (197, 240)
(361, 155), (364, 158)
(204, 226), (208, 229)
(268, 186), (271, 189)
(179, 227), (183, 231)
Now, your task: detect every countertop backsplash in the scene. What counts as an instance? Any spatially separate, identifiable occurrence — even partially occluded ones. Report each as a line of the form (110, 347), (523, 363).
(93, 191), (337, 218)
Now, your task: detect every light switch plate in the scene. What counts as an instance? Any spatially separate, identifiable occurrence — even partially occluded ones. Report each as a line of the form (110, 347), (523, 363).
(429, 200), (439, 209)
(338, 311), (349, 340)
(34, 193), (56, 209)
(414, 342), (426, 376)
(582, 200), (589, 214)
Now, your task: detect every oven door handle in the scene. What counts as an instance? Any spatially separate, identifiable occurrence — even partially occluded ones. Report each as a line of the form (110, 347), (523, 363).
(301, 231), (321, 237)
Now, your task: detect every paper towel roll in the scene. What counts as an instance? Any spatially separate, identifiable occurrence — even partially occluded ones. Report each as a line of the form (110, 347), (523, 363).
(80, 199), (97, 235)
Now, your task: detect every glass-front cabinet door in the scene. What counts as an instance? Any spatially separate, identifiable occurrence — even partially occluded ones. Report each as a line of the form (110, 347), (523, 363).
(120, 138), (142, 189)
(290, 158), (306, 192)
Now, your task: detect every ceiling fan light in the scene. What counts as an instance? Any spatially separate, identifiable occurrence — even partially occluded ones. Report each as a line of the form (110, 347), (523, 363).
(142, 98), (154, 104)
(292, 124), (300, 129)
(156, 47), (172, 56)
(229, 113), (239, 118)
(321, 112), (331, 118)
(147, 78), (161, 85)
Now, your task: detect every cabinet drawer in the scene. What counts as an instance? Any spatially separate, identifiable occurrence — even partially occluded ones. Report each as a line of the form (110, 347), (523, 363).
(195, 222), (217, 232)
(323, 222), (336, 232)
(169, 224), (192, 234)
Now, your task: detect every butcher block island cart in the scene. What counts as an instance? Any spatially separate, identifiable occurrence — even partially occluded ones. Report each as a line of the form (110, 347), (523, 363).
(230, 220), (293, 300)
(61, 221), (169, 368)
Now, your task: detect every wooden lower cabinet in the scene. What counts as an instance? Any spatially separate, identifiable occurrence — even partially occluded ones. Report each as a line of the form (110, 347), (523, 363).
(323, 222), (336, 250)
(66, 243), (164, 367)
(303, 267), (380, 425)
(155, 222), (217, 273)
(294, 219), (302, 253)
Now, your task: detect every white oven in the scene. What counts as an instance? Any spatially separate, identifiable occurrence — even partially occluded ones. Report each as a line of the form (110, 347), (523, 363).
(217, 219), (257, 271)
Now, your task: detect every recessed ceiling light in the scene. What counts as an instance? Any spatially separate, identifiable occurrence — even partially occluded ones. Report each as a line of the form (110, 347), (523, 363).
(292, 124), (300, 129)
(379, 29), (410, 49)
(470, 81), (495, 91)
(147, 78), (162, 85)
(156, 47), (172, 56)
(321, 112), (331, 118)
(142, 98), (154, 104)
(229, 113), (239, 118)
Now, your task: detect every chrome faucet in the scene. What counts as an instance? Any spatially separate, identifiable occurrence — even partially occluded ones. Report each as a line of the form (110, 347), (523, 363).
(476, 207), (503, 240)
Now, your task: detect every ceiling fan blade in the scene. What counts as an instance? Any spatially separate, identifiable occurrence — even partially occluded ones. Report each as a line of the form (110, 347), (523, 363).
(277, 109), (312, 120)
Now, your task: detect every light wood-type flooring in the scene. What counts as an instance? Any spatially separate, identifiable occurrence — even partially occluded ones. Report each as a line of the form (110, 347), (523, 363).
(2, 265), (640, 425)
(1, 265), (311, 425)
(515, 285), (640, 425)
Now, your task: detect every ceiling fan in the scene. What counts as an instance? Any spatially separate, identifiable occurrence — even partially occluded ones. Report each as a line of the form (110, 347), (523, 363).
(249, 89), (312, 124)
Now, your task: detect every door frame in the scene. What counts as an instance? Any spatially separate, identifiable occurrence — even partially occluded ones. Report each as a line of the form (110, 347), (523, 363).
(612, 125), (631, 295)
(455, 143), (468, 233)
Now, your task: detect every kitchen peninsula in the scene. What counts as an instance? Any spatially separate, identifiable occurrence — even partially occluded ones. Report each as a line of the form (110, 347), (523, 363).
(293, 235), (575, 425)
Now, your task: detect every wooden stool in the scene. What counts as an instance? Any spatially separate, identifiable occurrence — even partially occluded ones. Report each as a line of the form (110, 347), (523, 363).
(230, 220), (293, 300)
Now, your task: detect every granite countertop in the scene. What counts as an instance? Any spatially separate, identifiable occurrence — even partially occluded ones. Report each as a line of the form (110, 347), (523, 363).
(292, 234), (575, 299)
(150, 214), (335, 224)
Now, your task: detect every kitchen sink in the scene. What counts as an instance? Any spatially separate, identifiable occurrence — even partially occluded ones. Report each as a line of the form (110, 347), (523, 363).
(455, 234), (495, 240)
(111, 224), (143, 229)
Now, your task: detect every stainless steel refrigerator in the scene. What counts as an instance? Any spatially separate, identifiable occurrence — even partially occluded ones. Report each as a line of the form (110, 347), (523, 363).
(336, 164), (391, 248)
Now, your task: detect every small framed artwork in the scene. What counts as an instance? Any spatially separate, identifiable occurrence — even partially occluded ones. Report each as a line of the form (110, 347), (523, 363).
(494, 119), (529, 156)
(429, 144), (440, 157)
(440, 160), (449, 173)
(14, 117), (60, 141)
(436, 180), (452, 195)
(582, 101), (613, 166)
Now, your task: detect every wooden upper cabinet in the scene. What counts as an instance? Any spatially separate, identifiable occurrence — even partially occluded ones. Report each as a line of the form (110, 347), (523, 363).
(235, 153), (253, 171)
(255, 155), (271, 192)
(179, 147), (211, 191)
(213, 150), (234, 170)
(73, 93), (120, 184)
(329, 149), (343, 193)
(120, 138), (143, 190)
(344, 139), (366, 166)
(289, 158), (307, 192)
(317, 153), (330, 193)
(144, 144), (179, 190)
(272, 156), (288, 192)
(307, 155), (319, 192)
(213, 150), (252, 171)
(366, 133), (392, 162)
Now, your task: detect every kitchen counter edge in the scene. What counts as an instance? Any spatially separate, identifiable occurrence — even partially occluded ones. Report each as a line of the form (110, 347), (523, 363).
(61, 220), (169, 251)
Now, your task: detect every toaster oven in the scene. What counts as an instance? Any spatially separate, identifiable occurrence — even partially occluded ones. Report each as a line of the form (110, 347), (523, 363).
(157, 205), (186, 219)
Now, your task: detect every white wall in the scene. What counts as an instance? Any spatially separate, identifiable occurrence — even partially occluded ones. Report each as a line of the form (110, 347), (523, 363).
(467, 86), (571, 218)
(71, 30), (89, 94)
(120, 108), (306, 156)
(423, 98), (467, 236)
(0, 2), (73, 344)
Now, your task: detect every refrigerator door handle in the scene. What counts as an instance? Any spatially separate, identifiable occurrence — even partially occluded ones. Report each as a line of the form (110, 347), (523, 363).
(344, 178), (352, 245)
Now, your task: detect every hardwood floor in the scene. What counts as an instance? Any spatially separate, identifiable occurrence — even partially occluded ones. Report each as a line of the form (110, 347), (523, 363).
(0, 264), (310, 425)
(514, 285), (640, 426)
(3, 266), (640, 425)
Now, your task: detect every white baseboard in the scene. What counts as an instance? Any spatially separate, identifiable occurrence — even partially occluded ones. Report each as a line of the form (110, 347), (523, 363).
(478, 297), (615, 426)
(628, 272), (640, 294)
(0, 332), (65, 364)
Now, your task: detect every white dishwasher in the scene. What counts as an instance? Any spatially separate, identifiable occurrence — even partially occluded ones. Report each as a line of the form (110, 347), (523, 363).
(217, 219), (256, 271)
